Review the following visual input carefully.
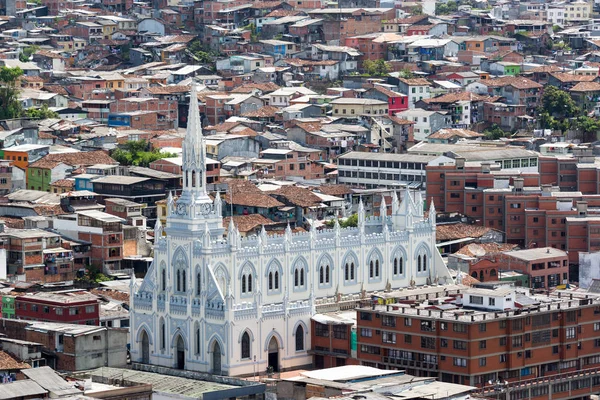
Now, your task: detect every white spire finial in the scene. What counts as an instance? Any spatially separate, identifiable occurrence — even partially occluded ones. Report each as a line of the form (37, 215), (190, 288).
(380, 195), (387, 219)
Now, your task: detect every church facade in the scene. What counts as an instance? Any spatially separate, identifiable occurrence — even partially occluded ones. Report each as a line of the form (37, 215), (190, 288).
(129, 86), (454, 377)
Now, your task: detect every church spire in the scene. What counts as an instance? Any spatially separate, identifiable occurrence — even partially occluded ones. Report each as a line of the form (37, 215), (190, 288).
(181, 83), (210, 203)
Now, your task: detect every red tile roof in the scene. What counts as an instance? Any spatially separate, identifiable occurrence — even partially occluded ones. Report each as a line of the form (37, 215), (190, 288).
(223, 213), (277, 233)
(28, 151), (118, 169)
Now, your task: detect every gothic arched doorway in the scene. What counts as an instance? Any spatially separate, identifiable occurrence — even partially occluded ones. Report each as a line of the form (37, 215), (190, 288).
(175, 335), (185, 370)
(268, 336), (279, 373)
(141, 330), (149, 364)
(212, 341), (222, 375)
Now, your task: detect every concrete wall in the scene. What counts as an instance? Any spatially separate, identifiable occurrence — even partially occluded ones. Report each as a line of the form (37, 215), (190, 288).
(579, 251), (600, 289)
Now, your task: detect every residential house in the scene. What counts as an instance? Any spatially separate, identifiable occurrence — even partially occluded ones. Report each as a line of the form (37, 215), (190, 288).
(396, 109), (451, 142)
(484, 76), (543, 115)
(311, 44), (361, 74)
(397, 78), (432, 108)
(27, 151), (117, 193)
(330, 98), (388, 117)
(363, 85), (409, 116)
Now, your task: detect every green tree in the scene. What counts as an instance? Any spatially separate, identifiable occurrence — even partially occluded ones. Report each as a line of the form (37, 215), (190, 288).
(399, 67), (414, 79)
(575, 115), (600, 142)
(540, 86), (579, 119)
(111, 140), (177, 167)
(483, 124), (507, 140)
(362, 59), (391, 76)
(188, 39), (220, 64)
(325, 214), (358, 228)
(0, 66), (23, 120)
(19, 45), (39, 62)
(25, 104), (59, 119)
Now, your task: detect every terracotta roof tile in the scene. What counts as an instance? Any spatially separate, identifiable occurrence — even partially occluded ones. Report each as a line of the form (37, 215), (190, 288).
(145, 85), (190, 95)
(399, 78), (431, 86)
(241, 105), (280, 118)
(265, 9), (304, 17)
(550, 72), (597, 83)
(428, 128), (483, 140)
(28, 151), (118, 169)
(388, 115), (415, 125)
(422, 91), (490, 104)
(223, 213), (277, 233)
(0, 351), (30, 370)
(224, 179), (284, 208)
(455, 242), (518, 257)
(569, 81), (600, 92)
(436, 223), (492, 241)
(272, 185), (322, 208)
(484, 76), (543, 89)
(318, 184), (352, 196)
(231, 82), (280, 94)
(50, 179), (74, 188)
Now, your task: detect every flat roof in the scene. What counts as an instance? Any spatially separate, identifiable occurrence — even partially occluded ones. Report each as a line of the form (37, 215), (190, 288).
(504, 247), (568, 261)
(302, 365), (399, 382)
(76, 209), (126, 223)
(0, 380), (46, 399)
(338, 151), (436, 163)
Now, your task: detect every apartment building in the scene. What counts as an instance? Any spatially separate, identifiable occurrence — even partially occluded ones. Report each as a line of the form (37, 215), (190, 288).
(426, 158), (600, 263)
(53, 210), (126, 273)
(0, 228), (75, 283)
(15, 290), (100, 325)
(355, 284), (600, 399)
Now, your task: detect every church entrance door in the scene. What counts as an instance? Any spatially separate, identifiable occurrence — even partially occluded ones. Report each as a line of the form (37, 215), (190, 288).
(212, 341), (222, 374)
(268, 336), (279, 373)
(176, 335), (185, 370)
(141, 330), (149, 364)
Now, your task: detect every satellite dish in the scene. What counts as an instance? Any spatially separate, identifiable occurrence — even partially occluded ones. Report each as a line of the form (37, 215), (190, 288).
(469, 244), (485, 257)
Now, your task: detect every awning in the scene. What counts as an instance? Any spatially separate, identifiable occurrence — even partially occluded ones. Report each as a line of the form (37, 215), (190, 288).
(435, 237), (475, 247)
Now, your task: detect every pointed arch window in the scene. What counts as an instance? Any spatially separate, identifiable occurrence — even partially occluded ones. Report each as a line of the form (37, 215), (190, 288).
(293, 260), (307, 291)
(266, 261), (281, 294)
(160, 319), (165, 350)
(176, 270), (181, 292)
(196, 272), (201, 296)
(241, 276), (247, 293)
(247, 275), (252, 292)
(423, 255), (427, 272)
(350, 262), (355, 280)
(241, 331), (250, 359)
(345, 263), (349, 280)
(295, 325), (304, 351)
(418, 255), (422, 272)
(319, 266), (324, 284)
(274, 271), (279, 289)
(161, 269), (166, 291)
(195, 327), (200, 355)
(182, 271), (186, 292)
(269, 272), (274, 290)
(325, 265), (330, 283)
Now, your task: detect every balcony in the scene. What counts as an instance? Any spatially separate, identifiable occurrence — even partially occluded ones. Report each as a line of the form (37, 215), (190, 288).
(382, 357), (438, 370)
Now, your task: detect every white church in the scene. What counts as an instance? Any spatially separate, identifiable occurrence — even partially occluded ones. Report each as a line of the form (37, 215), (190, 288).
(129, 86), (454, 377)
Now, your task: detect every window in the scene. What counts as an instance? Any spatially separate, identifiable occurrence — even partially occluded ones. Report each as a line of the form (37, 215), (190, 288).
(453, 323), (467, 333)
(404, 318), (412, 326)
(480, 340), (487, 349)
(361, 328), (373, 337)
(512, 336), (523, 347)
(86, 305), (95, 313)
(56, 308), (63, 315)
(479, 358), (486, 367)
(421, 337), (435, 349)
(566, 327), (576, 340)
(241, 332), (250, 359)
(469, 295), (483, 305)
(500, 354), (507, 363)
(31, 304), (38, 312)
(453, 340), (467, 350)
(453, 358), (467, 367)
(69, 307), (78, 315)
(382, 332), (396, 344)
(393, 257), (404, 275)
(405, 334), (412, 343)
(295, 325), (304, 351)
(333, 325), (347, 339)
(315, 323), (329, 337)
(382, 315), (396, 327)
(360, 312), (372, 321)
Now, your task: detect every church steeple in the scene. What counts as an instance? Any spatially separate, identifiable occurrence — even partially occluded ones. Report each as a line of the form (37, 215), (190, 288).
(180, 83), (210, 204)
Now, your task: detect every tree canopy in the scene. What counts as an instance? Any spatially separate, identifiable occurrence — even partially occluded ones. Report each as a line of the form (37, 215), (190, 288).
(0, 66), (23, 120)
(111, 140), (178, 167)
(25, 104), (59, 120)
(540, 86), (579, 119)
(325, 214), (358, 228)
(483, 124), (508, 140)
(362, 59), (391, 77)
(436, 0), (458, 15)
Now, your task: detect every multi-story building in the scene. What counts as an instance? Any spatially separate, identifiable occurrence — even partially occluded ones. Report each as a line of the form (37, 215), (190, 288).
(467, 247), (569, 290)
(1, 295), (15, 319)
(0, 228), (75, 283)
(53, 210), (125, 273)
(355, 284), (600, 399)
(397, 78), (432, 108)
(426, 157), (600, 263)
(337, 151), (449, 189)
(311, 311), (359, 369)
(15, 290), (100, 325)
